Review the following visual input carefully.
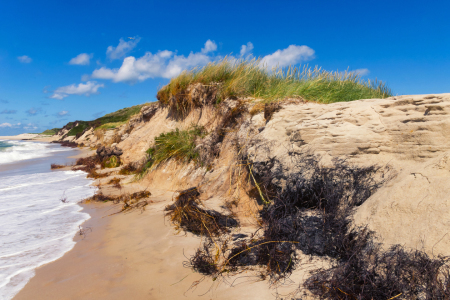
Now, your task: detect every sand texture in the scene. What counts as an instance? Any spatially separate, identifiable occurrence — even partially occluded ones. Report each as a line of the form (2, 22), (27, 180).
(11, 92), (450, 298)
(13, 183), (323, 300)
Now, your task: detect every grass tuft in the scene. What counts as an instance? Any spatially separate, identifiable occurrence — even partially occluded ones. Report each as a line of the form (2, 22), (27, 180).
(157, 57), (392, 114)
(140, 126), (205, 175)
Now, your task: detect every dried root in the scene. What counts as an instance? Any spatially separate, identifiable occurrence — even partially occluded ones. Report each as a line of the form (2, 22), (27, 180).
(165, 187), (238, 236)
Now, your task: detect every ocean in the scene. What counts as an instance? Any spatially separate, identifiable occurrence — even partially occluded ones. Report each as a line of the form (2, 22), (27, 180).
(0, 140), (96, 300)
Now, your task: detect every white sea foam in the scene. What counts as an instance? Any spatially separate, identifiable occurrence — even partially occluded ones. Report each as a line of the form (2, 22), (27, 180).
(0, 168), (95, 300)
(0, 140), (69, 165)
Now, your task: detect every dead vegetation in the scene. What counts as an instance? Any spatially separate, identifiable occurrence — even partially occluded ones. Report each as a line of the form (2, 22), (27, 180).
(119, 163), (138, 175)
(85, 189), (152, 214)
(108, 177), (122, 189)
(180, 155), (450, 298)
(249, 102), (281, 121)
(52, 141), (78, 148)
(73, 155), (109, 178)
(165, 187), (238, 236)
(60, 191), (68, 203)
(306, 244), (450, 299)
(51, 163), (67, 169)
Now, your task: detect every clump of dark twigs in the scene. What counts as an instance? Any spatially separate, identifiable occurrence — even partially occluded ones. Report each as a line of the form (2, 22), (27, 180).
(88, 191), (119, 202)
(108, 177), (122, 189)
(73, 156), (108, 178)
(86, 189), (152, 214)
(188, 241), (220, 275)
(185, 155), (450, 299)
(60, 191), (68, 203)
(51, 163), (66, 169)
(118, 163), (138, 175)
(206, 157), (387, 282)
(305, 244), (450, 299)
(52, 141), (78, 148)
(131, 190), (151, 200)
(165, 187), (238, 236)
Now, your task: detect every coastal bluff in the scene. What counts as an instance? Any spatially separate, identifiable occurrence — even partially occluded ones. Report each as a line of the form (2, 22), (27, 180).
(49, 92), (450, 257)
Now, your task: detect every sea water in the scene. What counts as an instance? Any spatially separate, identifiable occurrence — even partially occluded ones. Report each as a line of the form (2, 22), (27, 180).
(0, 140), (96, 300)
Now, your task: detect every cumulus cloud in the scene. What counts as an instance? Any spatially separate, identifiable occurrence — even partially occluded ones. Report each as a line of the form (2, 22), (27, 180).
(92, 49), (211, 83)
(0, 122), (21, 128)
(353, 68), (370, 76)
(69, 53), (93, 65)
(26, 107), (42, 116)
(17, 55), (32, 63)
(240, 42), (254, 57)
(201, 40), (217, 54)
(0, 109), (17, 114)
(50, 81), (105, 100)
(260, 45), (315, 69)
(107, 37), (141, 60)
(91, 41), (316, 84)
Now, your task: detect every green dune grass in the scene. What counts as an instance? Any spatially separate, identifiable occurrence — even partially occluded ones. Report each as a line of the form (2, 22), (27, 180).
(157, 57), (392, 114)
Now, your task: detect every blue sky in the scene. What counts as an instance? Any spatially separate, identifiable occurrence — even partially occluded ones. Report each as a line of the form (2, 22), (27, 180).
(0, 0), (449, 135)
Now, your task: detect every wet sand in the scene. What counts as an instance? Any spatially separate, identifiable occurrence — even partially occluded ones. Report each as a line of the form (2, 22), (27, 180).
(11, 150), (322, 300)
(12, 186), (296, 300)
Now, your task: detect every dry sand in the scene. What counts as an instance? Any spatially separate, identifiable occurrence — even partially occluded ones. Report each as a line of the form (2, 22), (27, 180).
(12, 180), (321, 300)
(0, 134), (55, 142)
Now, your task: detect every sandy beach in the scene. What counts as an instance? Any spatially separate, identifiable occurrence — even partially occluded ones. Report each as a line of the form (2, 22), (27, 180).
(0, 134), (55, 142)
(12, 181), (318, 300)
(4, 137), (323, 300)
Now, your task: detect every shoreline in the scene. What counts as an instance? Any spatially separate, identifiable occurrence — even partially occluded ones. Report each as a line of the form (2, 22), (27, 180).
(0, 134), (55, 142)
(0, 142), (97, 300)
(12, 189), (294, 300)
(10, 150), (317, 299)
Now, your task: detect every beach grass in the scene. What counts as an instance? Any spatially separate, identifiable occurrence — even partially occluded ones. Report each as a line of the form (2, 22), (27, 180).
(157, 57), (392, 114)
(140, 126), (205, 175)
(40, 128), (61, 136)
(66, 104), (147, 136)
(96, 121), (127, 130)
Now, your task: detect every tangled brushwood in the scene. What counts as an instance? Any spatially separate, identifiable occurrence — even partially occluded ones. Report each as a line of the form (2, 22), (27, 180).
(165, 187), (238, 236)
(73, 155), (107, 178)
(306, 244), (450, 299)
(86, 190), (152, 213)
(184, 156), (450, 299)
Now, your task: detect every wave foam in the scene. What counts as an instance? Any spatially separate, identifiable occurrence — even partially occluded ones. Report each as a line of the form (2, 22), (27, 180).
(0, 169), (95, 299)
(0, 141), (70, 165)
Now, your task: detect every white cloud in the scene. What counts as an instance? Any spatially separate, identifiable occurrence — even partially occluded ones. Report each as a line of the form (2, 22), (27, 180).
(92, 48), (211, 83)
(91, 41), (316, 84)
(260, 45), (315, 69)
(240, 42), (254, 57)
(18, 55), (32, 63)
(50, 81), (105, 100)
(353, 68), (370, 76)
(57, 110), (69, 116)
(106, 37), (141, 60)
(201, 40), (217, 54)
(69, 53), (93, 65)
(0, 122), (21, 128)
